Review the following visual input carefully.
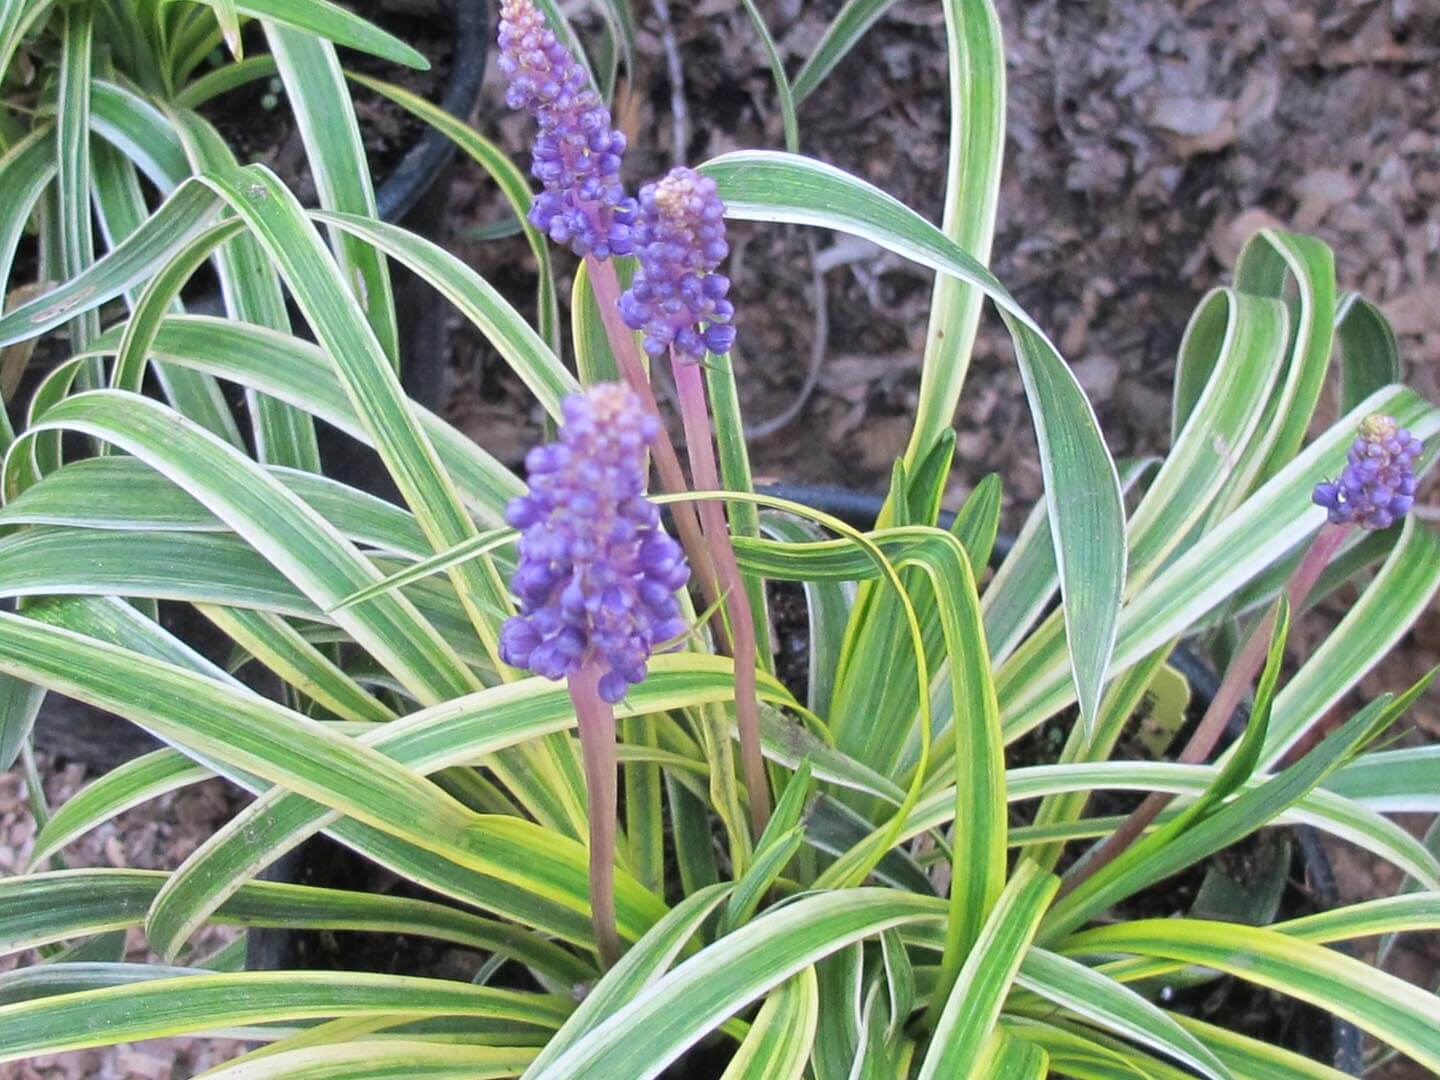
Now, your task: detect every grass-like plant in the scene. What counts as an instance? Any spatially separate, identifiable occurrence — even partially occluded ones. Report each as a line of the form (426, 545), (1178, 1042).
(0, 0), (1436, 1076)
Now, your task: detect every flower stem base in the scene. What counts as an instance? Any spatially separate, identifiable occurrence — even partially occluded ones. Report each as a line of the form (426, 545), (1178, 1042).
(568, 662), (621, 967)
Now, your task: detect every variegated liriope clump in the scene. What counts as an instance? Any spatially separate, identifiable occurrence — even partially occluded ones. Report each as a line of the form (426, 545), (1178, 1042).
(0, 0), (1434, 1076)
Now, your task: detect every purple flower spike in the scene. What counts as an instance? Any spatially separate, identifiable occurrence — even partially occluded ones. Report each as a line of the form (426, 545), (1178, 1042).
(1313, 414), (1422, 530)
(497, 0), (636, 259)
(618, 166), (736, 362)
(500, 383), (690, 702)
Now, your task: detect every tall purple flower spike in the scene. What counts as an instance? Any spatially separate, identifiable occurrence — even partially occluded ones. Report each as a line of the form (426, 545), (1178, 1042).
(1313, 414), (1422, 530)
(500, 383), (690, 703)
(619, 166), (736, 361)
(497, 0), (636, 258)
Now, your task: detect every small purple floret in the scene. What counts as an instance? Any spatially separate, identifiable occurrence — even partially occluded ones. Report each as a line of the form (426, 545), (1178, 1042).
(1312, 414), (1422, 530)
(497, 0), (636, 259)
(618, 166), (736, 362)
(500, 384), (690, 702)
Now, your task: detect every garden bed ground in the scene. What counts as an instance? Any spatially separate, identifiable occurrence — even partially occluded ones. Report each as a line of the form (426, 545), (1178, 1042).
(6, 0), (1438, 1075)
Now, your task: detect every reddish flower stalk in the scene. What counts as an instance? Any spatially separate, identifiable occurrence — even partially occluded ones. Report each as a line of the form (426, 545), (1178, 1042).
(1061, 413), (1422, 898)
(569, 662), (620, 966)
(584, 254), (728, 652)
(621, 166), (769, 834)
(672, 355), (771, 835)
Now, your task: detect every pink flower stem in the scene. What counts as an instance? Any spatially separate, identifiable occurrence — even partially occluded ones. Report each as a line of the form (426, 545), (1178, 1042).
(1059, 522), (1353, 897)
(568, 660), (622, 968)
(670, 353), (771, 837)
(583, 256), (728, 652)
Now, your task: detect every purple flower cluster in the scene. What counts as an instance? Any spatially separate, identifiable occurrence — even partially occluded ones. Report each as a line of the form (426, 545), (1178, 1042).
(497, 0), (635, 258)
(500, 384), (691, 703)
(1313, 414), (1422, 530)
(619, 167), (736, 361)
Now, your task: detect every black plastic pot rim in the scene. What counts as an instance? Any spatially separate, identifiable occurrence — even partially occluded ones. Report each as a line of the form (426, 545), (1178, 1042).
(180, 0), (485, 333)
(374, 0), (489, 224)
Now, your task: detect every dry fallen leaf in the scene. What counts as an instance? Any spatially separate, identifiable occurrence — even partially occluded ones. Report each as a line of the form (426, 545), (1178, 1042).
(1291, 168), (1359, 231)
(1208, 207), (1287, 268)
(1384, 286), (1440, 338)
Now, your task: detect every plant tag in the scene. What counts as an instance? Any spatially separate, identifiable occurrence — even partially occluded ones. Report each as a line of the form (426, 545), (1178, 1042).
(1134, 663), (1192, 758)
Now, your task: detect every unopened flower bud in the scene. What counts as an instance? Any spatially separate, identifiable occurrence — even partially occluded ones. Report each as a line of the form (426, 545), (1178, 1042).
(1313, 414), (1422, 530)
(618, 166), (736, 362)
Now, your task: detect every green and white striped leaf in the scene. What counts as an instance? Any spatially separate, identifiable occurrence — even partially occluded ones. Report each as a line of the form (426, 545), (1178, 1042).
(267, 25), (398, 365)
(0, 455), (432, 554)
(311, 210), (575, 418)
(201, 0), (427, 68)
(0, 0), (54, 86)
(904, 0), (1004, 472)
(737, 0), (798, 152)
(703, 150), (1124, 735)
(1176, 1015), (1351, 1080)
(1325, 747), (1440, 813)
(88, 78), (189, 191)
(54, 2), (97, 356)
(525, 884), (731, 1074)
(29, 750), (212, 867)
(0, 129), (55, 305)
(719, 966), (817, 1080)
(0, 180), (225, 348)
(199, 604), (395, 723)
(168, 108), (318, 465)
(18, 390), (475, 697)
(791, 0), (897, 104)
(347, 72), (562, 356)
(0, 672), (42, 771)
(535, 890), (943, 1078)
(87, 316), (522, 521)
(0, 971), (567, 1064)
(0, 868), (591, 984)
(1015, 948), (1229, 1080)
(1126, 288), (1288, 586)
(202, 1042), (538, 1079)
(1336, 291), (1401, 415)
(917, 860), (1057, 1075)
(0, 608), (480, 851)
(1063, 918), (1440, 1072)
